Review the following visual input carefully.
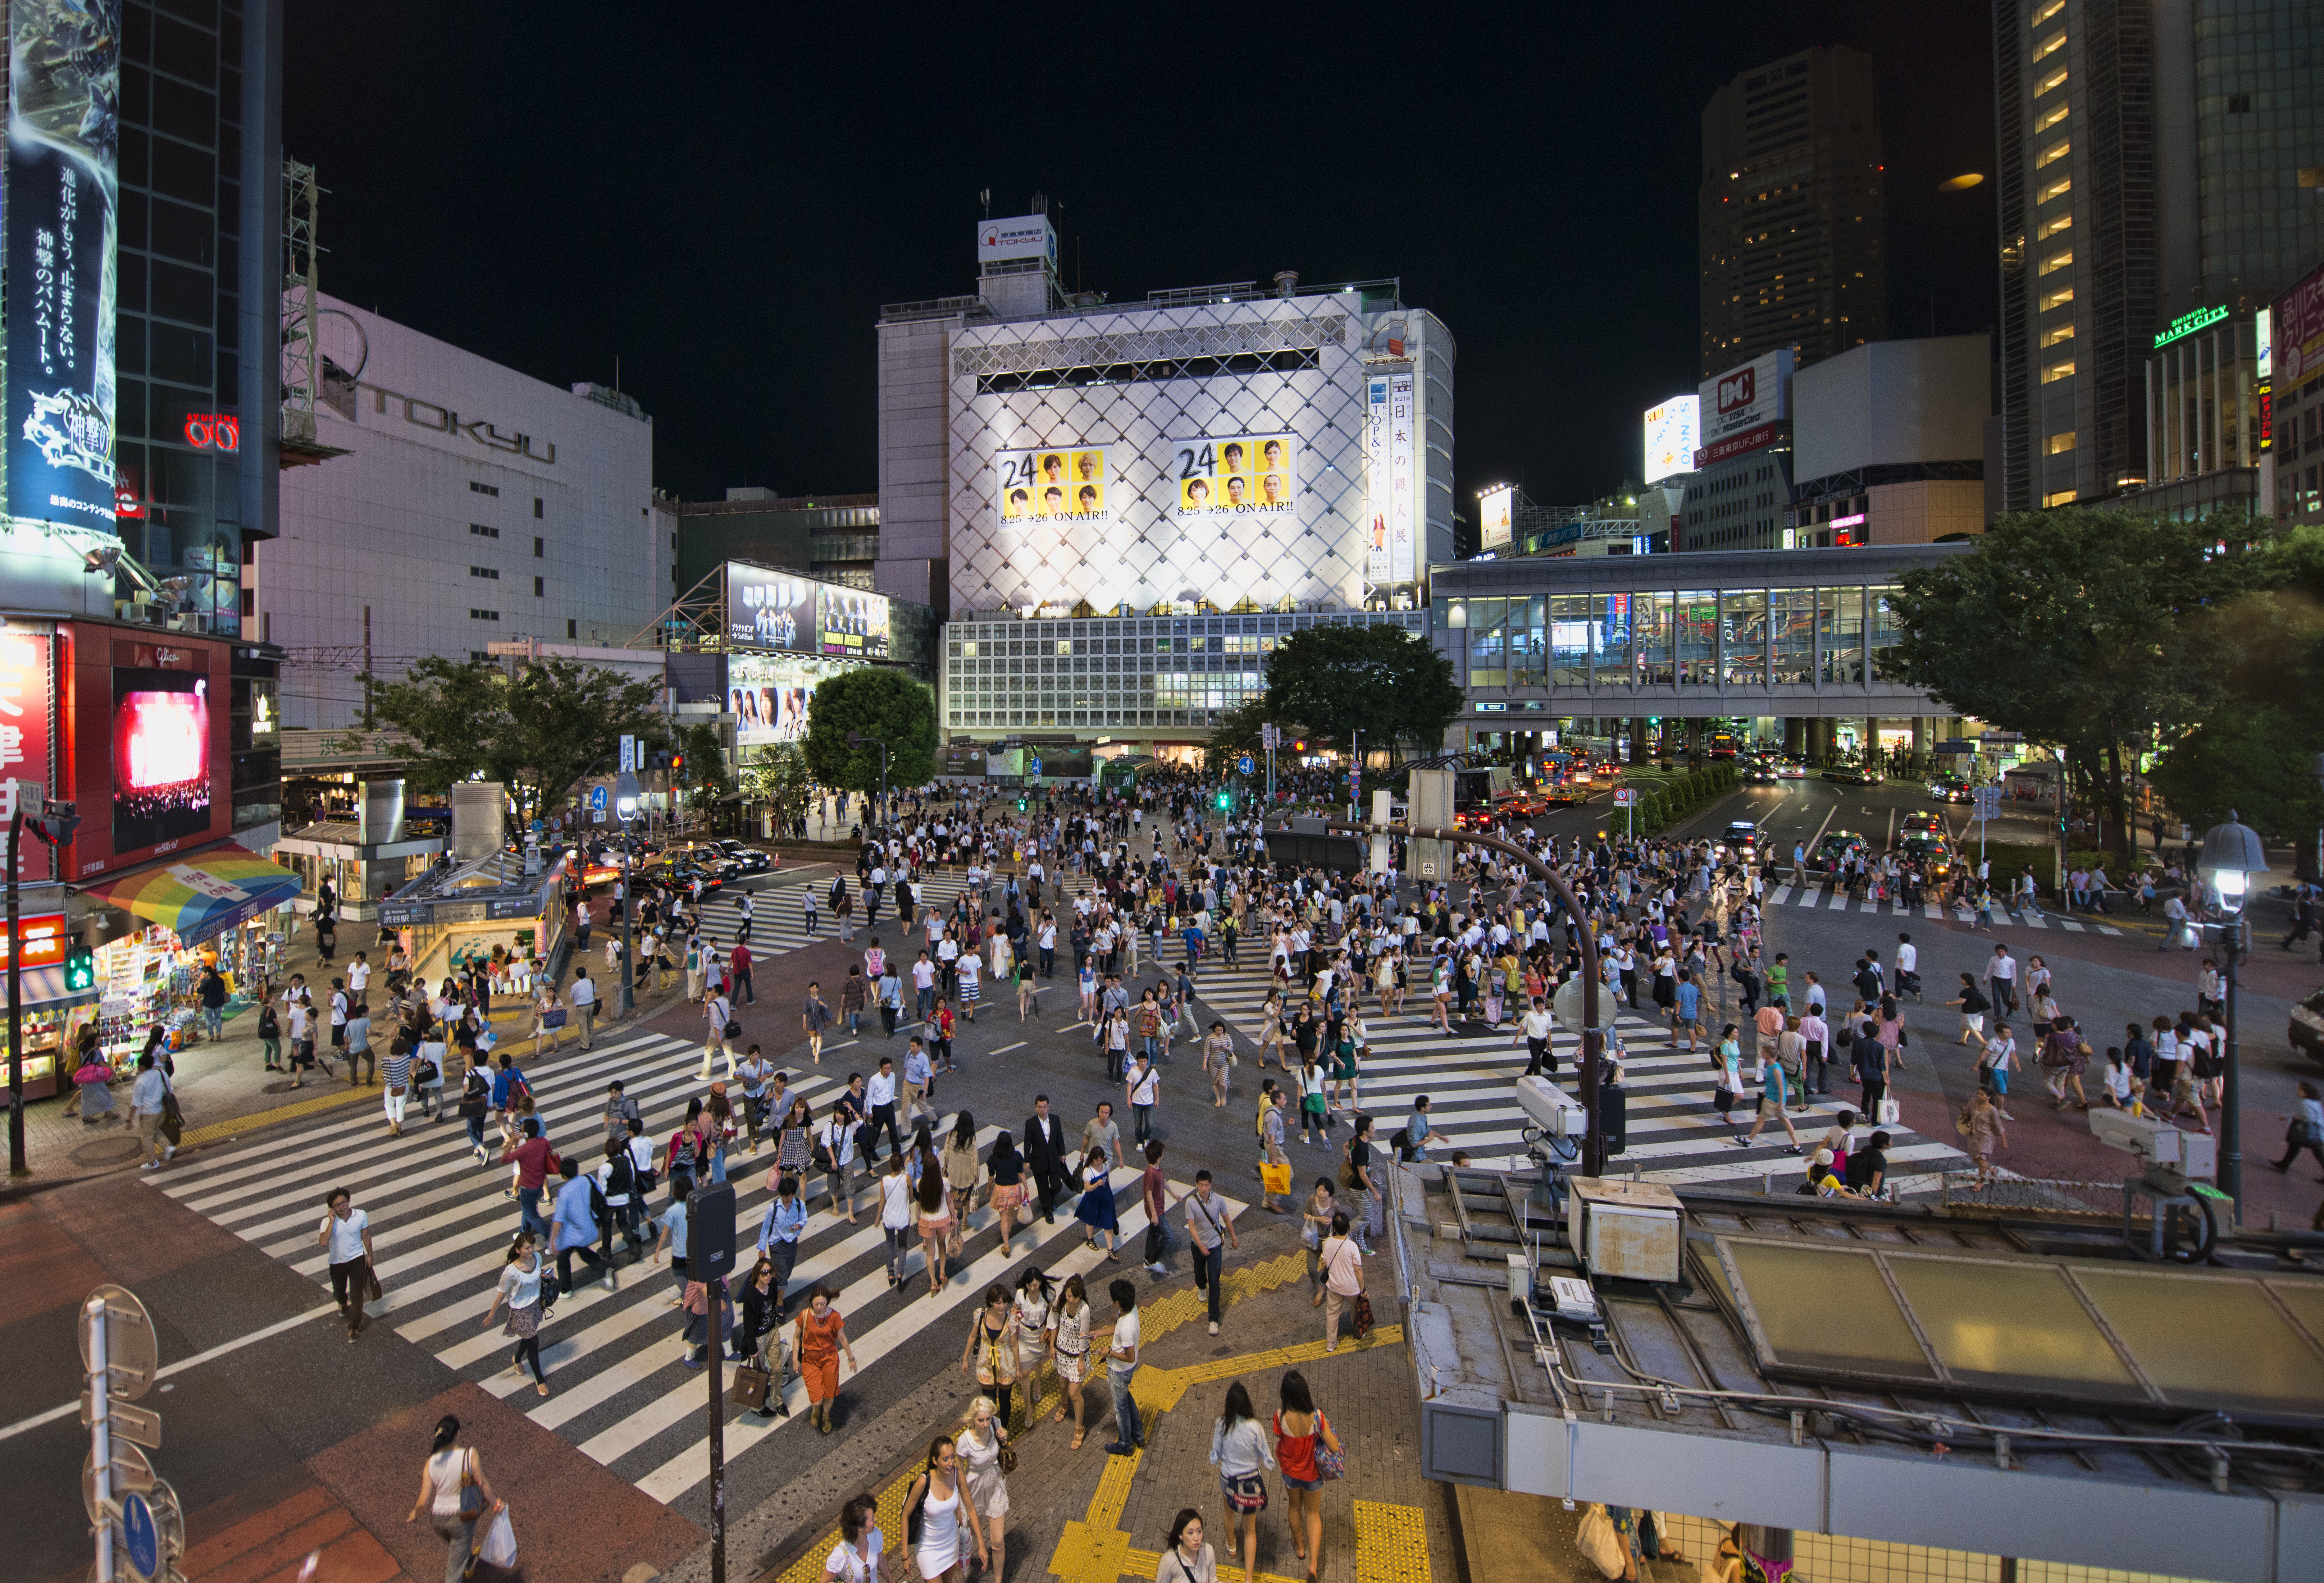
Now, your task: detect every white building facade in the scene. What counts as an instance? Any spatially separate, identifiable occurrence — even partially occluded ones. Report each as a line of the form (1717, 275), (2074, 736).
(260, 296), (671, 728)
(878, 216), (1454, 747)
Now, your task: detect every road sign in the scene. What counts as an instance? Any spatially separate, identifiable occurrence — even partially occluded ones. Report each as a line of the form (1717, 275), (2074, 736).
(620, 734), (638, 774)
(81, 1390), (161, 1447)
(1612, 788), (1639, 807)
(83, 1442), (155, 1521)
(78, 1285), (158, 1401)
(1348, 770), (1361, 787)
(1236, 754), (1255, 776)
(122, 1491), (160, 1580)
(1027, 756), (1042, 778)
(590, 786), (607, 811)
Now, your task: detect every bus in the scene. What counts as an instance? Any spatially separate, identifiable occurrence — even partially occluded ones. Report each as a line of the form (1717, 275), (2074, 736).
(1707, 730), (1741, 760)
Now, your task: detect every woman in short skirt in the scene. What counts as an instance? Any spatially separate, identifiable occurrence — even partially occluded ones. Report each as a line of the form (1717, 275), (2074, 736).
(1208, 1380), (1276, 1577)
(1048, 1273), (1094, 1449)
(1072, 1147), (1119, 1258)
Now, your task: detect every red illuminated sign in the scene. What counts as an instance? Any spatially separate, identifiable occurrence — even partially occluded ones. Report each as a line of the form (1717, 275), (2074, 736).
(0, 912), (67, 967)
(1692, 421), (1785, 470)
(183, 413), (240, 452)
(114, 481), (143, 518)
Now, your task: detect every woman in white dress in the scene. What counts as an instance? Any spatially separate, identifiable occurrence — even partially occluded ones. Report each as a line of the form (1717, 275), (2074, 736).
(1012, 1268), (1056, 1416)
(821, 1493), (897, 1583)
(903, 1434), (983, 1582)
(1049, 1272), (1094, 1449)
(957, 1395), (1013, 1581)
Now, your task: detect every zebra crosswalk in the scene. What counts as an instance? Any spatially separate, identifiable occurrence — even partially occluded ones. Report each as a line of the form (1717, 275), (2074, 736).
(145, 1021), (1203, 1517)
(669, 871), (983, 957)
(1184, 956), (1969, 1196)
(1765, 882), (2124, 935)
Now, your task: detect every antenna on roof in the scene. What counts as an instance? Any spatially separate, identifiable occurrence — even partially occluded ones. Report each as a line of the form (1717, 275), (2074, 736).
(980, 188), (990, 218)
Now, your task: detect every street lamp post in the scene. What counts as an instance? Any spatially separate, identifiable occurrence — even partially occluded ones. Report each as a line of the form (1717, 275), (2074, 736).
(615, 769), (641, 1015)
(2196, 810), (2268, 1217)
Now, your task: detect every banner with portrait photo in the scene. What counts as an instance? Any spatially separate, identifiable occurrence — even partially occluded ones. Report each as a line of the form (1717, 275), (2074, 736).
(729, 651), (825, 747)
(1168, 432), (1297, 524)
(995, 443), (1118, 532)
(817, 585), (891, 660)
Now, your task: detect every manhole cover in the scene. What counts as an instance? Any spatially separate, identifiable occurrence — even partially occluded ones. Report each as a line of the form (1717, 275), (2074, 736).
(72, 1135), (143, 1167)
(262, 1080), (303, 1095)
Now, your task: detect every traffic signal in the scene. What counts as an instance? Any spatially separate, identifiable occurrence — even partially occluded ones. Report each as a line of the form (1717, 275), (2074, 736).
(670, 754), (685, 776)
(1016, 796), (1028, 811)
(64, 939), (94, 993)
(1216, 790), (1231, 810)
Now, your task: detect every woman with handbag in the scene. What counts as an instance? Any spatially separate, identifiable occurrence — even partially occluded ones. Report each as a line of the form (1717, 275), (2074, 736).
(958, 1284), (1022, 1421)
(1154, 1509), (1219, 1583)
(406, 1414), (500, 1583)
(1314, 1212), (1365, 1353)
(1208, 1381), (1275, 1583)
(1073, 1145), (1120, 1259)
(956, 1394), (1015, 1580)
(901, 1435), (982, 1583)
(482, 1231), (552, 1397)
(1298, 1179), (1337, 1289)
(1048, 1272), (1095, 1448)
(1271, 1371), (1341, 1583)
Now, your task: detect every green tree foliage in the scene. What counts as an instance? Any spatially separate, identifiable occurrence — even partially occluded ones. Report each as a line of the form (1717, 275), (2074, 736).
(744, 742), (816, 835)
(337, 657), (666, 834)
(801, 667), (938, 801)
(1261, 626), (1461, 760)
(672, 720), (731, 796)
(1203, 699), (1272, 770)
(1878, 508), (2271, 853)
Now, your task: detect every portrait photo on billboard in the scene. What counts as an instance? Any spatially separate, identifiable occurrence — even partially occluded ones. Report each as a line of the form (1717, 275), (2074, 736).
(7, 0), (122, 532)
(818, 586), (892, 660)
(1170, 433), (1297, 521)
(111, 667), (211, 852)
(730, 652), (821, 746)
(726, 564), (815, 651)
(996, 444), (1114, 532)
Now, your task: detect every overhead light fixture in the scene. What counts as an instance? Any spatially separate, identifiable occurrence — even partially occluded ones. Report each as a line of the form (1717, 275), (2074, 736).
(82, 544), (120, 576)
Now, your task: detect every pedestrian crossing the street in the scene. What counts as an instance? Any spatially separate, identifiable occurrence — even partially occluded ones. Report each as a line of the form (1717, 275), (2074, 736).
(1181, 956), (1970, 1197)
(670, 871), (983, 959)
(1765, 882), (2124, 935)
(145, 1022), (1203, 1514)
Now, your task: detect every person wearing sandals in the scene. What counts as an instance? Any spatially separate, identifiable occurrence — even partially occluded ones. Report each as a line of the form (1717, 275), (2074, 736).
(482, 1231), (553, 1397)
(958, 1284), (1023, 1421)
(1012, 1267), (1056, 1413)
(1272, 1371), (1340, 1583)
(407, 1415), (500, 1583)
(1208, 1381), (1275, 1583)
(1314, 1211), (1365, 1351)
(1074, 1146), (1120, 1258)
(1049, 1273), (1095, 1449)
(956, 1395), (1014, 1580)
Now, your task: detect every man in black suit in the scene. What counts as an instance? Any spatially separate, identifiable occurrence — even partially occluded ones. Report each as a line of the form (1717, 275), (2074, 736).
(1024, 1093), (1068, 1225)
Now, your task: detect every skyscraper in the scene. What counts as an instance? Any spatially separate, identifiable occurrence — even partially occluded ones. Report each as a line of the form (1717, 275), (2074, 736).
(1993, 0), (2323, 513)
(1699, 46), (1889, 380)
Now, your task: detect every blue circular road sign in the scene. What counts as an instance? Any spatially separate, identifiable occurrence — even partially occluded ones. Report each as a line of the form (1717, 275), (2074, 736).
(1028, 757), (1043, 777)
(121, 1491), (159, 1580)
(1236, 755), (1255, 776)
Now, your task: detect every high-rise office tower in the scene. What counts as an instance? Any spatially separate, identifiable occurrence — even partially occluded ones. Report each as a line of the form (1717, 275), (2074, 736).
(1699, 46), (1889, 380)
(1993, 0), (2323, 513)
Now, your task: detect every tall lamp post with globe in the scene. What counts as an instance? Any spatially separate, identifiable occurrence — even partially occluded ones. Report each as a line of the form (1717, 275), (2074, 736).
(2188, 810), (2268, 1215)
(614, 769), (642, 1014)
(847, 730), (889, 836)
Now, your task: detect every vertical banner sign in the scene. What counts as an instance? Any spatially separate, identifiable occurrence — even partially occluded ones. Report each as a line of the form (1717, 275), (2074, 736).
(6, 3), (120, 531)
(1389, 372), (1416, 583)
(1365, 378), (1391, 585)
(0, 633), (53, 880)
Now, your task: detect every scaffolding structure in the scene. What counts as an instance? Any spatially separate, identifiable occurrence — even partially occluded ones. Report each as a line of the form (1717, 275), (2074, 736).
(280, 160), (323, 450)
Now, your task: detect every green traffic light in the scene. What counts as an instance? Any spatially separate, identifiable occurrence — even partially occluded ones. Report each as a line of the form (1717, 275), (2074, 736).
(64, 943), (95, 993)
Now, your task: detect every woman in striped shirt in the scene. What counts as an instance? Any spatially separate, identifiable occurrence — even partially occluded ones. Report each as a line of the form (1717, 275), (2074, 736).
(381, 1036), (414, 1137)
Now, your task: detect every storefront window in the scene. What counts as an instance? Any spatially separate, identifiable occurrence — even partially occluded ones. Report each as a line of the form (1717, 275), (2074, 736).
(1467, 598), (1507, 687)
(1594, 594), (1631, 688)
(1509, 596), (1546, 686)
(1550, 595), (1591, 687)
(1821, 586), (1865, 685)
(1722, 589), (1768, 687)
(1674, 590), (1718, 684)
(1868, 585), (1904, 669)
(1634, 592), (1674, 685)
(1773, 587), (1817, 683)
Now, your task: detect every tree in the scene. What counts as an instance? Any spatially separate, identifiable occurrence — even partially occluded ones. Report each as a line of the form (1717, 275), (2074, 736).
(1878, 509), (2269, 854)
(801, 667), (938, 809)
(1261, 626), (1461, 761)
(672, 720), (731, 796)
(744, 742), (816, 837)
(1203, 698), (1274, 771)
(335, 657), (666, 836)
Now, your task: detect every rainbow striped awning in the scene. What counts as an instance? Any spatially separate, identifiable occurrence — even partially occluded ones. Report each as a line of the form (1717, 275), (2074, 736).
(82, 843), (304, 947)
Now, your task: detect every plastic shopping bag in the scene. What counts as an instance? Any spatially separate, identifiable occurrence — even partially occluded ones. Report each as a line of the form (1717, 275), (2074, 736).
(1575, 1503), (1626, 1579)
(479, 1506), (518, 1569)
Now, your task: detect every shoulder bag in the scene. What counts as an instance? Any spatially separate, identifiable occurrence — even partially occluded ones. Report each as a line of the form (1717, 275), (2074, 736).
(1314, 1408), (1346, 1480)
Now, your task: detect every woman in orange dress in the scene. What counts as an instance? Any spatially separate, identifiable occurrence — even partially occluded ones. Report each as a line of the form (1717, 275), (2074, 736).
(793, 1282), (858, 1434)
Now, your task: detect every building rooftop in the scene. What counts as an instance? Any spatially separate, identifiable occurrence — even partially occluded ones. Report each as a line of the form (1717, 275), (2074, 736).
(1394, 1167), (2324, 1581)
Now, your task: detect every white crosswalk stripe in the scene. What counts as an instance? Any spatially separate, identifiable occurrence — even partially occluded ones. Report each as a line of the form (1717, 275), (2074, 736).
(1767, 882), (2126, 935)
(1179, 955), (1968, 1195)
(142, 1017), (1175, 1507)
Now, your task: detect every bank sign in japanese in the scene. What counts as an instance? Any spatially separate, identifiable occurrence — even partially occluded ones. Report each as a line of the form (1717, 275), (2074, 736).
(6, 2), (119, 532)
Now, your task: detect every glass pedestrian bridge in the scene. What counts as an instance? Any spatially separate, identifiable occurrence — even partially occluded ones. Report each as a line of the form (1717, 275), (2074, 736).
(1428, 543), (1969, 727)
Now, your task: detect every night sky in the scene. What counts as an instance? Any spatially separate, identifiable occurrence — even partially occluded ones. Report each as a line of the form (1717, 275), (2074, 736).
(288, 2), (1994, 517)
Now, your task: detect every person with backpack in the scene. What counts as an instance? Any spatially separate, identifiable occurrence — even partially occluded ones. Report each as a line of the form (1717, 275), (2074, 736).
(551, 1156), (617, 1294)
(457, 1053), (493, 1162)
(598, 1138), (647, 1262)
(1398, 1095), (1447, 1166)
(665, 1098), (710, 1202)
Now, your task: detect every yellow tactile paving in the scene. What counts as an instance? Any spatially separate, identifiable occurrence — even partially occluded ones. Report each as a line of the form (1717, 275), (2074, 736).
(1352, 1499), (1432, 1583)
(177, 1081), (374, 1149)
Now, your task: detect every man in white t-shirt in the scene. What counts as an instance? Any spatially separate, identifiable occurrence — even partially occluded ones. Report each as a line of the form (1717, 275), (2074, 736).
(1103, 1278), (1147, 1455)
(315, 1187), (376, 1340)
(1518, 998), (1557, 1078)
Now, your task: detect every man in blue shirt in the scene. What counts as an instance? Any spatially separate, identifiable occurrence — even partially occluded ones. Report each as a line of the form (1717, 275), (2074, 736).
(1672, 971), (1703, 1053)
(902, 1038), (934, 1129)
(756, 1176), (808, 1317)
(552, 1157), (617, 1294)
(652, 1177), (693, 1298)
